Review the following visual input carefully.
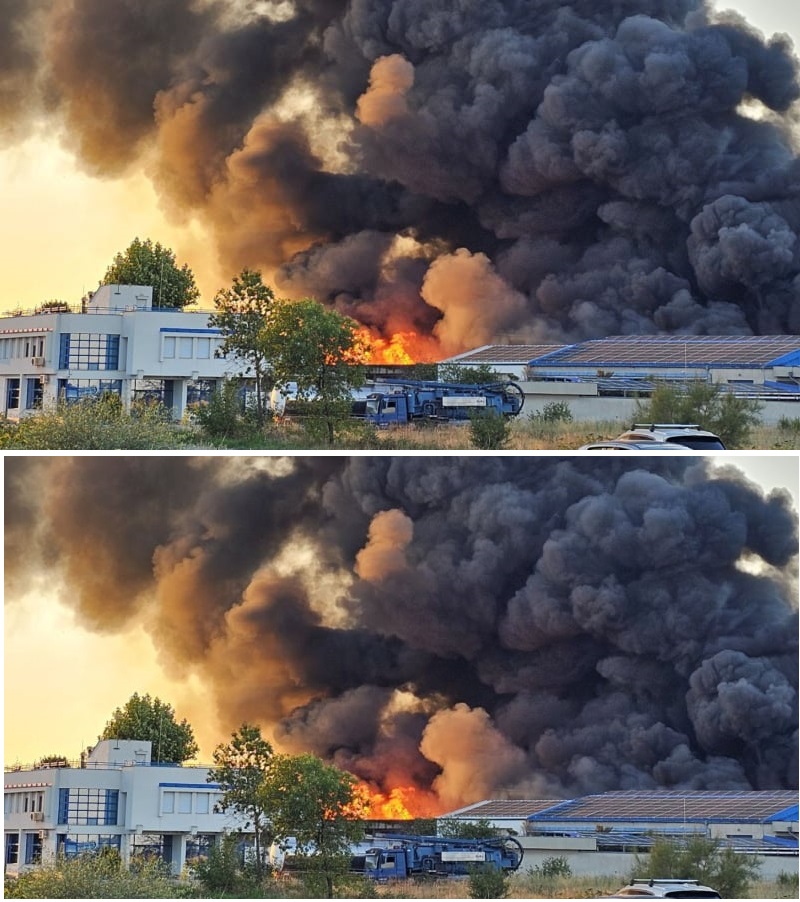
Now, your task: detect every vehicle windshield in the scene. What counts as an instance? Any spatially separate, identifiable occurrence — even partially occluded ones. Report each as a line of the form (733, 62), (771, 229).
(666, 436), (725, 449)
(365, 398), (381, 415)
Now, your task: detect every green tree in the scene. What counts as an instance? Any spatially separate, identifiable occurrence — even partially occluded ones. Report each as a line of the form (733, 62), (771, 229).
(99, 693), (198, 764)
(260, 753), (365, 898)
(634, 381), (762, 448)
(100, 237), (199, 309)
(209, 269), (276, 424)
(262, 298), (369, 444)
(438, 363), (506, 384)
(439, 818), (500, 839)
(208, 723), (274, 880)
(631, 835), (760, 898)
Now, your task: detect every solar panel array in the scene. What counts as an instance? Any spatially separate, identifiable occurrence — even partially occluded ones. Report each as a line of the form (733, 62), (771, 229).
(528, 790), (799, 823)
(450, 344), (563, 364)
(528, 335), (800, 368)
(447, 799), (562, 818)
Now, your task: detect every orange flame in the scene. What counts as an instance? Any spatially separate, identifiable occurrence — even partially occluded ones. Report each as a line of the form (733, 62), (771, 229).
(357, 328), (443, 365)
(354, 782), (443, 819)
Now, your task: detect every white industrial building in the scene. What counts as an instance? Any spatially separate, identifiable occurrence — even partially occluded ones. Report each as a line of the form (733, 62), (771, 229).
(0, 285), (245, 422)
(3, 740), (243, 876)
(444, 336), (800, 425)
(442, 790), (799, 880)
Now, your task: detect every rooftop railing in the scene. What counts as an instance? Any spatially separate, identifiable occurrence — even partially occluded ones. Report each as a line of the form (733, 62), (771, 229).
(0, 305), (216, 318)
(5, 759), (212, 772)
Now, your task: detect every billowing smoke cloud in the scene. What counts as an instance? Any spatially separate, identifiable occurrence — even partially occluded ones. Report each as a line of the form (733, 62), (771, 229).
(5, 456), (797, 807)
(6, 0), (800, 350)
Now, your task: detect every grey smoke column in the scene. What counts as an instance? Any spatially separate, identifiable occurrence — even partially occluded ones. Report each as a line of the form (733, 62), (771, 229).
(4, 1), (800, 348)
(5, 456), (797, 806)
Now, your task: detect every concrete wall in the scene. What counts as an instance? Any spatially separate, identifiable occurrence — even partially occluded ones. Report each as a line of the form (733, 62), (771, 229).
(516, 845), (797, 880)
(518, 384), (800, 427)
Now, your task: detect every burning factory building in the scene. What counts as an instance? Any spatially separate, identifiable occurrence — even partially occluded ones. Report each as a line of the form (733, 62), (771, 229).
(4, 1), (800, 352)
(5, 457), (798, 816)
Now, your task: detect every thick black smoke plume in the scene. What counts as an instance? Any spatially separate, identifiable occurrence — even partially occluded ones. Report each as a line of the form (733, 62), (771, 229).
(5, 457), (798, 807)
(5, 1), (800, 349)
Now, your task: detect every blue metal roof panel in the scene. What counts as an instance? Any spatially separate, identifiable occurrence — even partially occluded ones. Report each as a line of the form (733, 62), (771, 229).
(770, 804), (799, 821)
(768, 350), (800, 367)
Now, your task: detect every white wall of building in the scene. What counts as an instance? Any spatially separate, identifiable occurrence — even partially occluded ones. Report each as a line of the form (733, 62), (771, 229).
(4, 740), (243, 877)
(0, 285), (246, 421)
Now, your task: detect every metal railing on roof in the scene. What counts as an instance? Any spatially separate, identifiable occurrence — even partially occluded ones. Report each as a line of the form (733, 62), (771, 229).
(5, 759), (212, 772)
(1, 305), (216, 318)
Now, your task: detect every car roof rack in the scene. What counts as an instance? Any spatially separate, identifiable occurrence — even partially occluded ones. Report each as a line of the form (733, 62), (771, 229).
(631, 878), (700, 885)
(630, 424), (701, 431)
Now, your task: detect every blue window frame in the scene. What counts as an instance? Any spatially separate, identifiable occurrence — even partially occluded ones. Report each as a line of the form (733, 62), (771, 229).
(59, 334), (120, 370)
(57, 789), (119, 826)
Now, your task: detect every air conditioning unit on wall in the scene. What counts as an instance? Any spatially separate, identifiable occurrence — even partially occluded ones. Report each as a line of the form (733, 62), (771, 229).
(31, 812), (45, 822)
(31, 356), (46, 366)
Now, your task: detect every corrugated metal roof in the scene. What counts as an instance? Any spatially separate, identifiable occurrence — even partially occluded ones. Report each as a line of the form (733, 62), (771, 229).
(527, 790), (798, 824)
(528, 335), (800, 368)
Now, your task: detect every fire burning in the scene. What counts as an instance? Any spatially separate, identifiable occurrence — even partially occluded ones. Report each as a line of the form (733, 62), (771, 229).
(359, 329), (443, 366)
(355, 782), (443, 820)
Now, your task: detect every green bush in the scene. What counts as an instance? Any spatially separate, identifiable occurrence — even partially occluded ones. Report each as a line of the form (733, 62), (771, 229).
(468, 865), (510, 899)
(191, 378), (255, 443)
(4, 850), (181, 898)
(469, 410), (512, 449)
(529, 855), (572, 879)
(189, 835), (241, 895)
(530, 401), (573, 424)
(776, 870), (799, 895)
(631, 836), (760, 898)
(633, 381), (761, 448)
(1, 395), (182, 449)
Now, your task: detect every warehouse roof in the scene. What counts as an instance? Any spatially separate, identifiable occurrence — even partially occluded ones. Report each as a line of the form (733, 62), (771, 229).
(446, 344), (563, 365)
(444, 799), (562, 819)
(528, 335), (800, 368)
(527, 790), (799, 824)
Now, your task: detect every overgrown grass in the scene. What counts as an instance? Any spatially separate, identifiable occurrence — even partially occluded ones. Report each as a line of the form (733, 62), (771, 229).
(0, 400), (795, 450)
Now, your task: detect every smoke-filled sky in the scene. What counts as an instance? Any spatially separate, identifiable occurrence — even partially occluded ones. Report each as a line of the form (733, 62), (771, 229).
(4, 454), (798, 811)
(1, 1), (799, 358)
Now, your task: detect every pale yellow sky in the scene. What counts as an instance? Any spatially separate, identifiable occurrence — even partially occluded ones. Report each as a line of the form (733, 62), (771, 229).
(0, 2), (796, 314)
(3, 453), (798, 767)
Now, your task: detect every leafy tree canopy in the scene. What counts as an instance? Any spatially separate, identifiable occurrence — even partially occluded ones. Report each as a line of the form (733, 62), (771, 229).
(261, 753), (364, 897)
(208, 269), (276, 422)
(100, 237), (200, 309)
(208, 723), (274, 878)
(98, 692), (198, 763)
(262, 298), (369, 402)
(634, 381), (762, 449)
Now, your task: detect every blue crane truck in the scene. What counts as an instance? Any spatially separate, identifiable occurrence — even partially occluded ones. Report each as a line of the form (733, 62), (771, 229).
(350, 834), (523, 880)
(351, 379), (524, 426)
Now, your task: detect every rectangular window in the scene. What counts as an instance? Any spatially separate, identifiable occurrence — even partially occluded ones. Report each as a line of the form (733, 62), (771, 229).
(177, 792), (192, 814)
(179, 337), (193, 359)
(25, 833), (42, 865)
(58, 788), (119, 826)
(162, 791), (174, 814)
(59, 834), (121, 859)
(195, 338), (210, 359)
(163, 336), (176, 359)
(5, 833), (19, 865)
(26, 378), (43, 410)
(194, 793), (210, 815)
(59, 333), (120, 370)
(7, 378), (20, 409)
